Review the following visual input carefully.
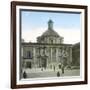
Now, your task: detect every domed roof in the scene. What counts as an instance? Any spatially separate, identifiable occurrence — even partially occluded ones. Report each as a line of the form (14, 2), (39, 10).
(41, 19), (60, 37)
(41, 29), (60, 37)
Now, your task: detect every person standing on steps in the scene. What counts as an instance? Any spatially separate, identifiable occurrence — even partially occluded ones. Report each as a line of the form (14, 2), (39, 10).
(61, 64), (65, 74)
(23, 71), (27, 78)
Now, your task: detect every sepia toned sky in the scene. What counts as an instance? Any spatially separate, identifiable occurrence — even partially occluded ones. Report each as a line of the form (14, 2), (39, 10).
(21, 10), (81, 44)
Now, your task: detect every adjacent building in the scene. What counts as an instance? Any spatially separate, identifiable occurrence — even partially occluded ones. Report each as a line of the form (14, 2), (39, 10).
(72, 43), (80, 66)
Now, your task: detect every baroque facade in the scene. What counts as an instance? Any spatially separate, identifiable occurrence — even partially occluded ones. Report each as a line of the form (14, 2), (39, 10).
(21, 20), (79, 70)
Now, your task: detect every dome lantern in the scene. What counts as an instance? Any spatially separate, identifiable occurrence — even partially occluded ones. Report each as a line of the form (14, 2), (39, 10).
(48, 19), (53, 30)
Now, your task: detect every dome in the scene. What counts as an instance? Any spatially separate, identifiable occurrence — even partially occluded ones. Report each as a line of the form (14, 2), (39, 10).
(41, 29), (60, 37)
(41, 19), (60, 37)
(37, 20), (64, 44)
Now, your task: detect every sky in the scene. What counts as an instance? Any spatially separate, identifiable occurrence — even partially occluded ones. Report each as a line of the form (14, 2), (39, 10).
(21, 10), (81, 44)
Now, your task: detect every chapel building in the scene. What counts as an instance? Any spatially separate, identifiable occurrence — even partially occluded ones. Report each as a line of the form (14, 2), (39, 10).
(21, 20), (79, 69)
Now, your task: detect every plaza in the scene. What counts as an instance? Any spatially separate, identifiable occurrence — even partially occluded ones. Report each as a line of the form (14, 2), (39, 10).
(22, 68), (80, 78)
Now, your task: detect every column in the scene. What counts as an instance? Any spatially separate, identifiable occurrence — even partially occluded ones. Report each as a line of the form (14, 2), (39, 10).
(61, 47), (64, 64)
(23, 47), (26, 68)
(56, 48), (58, 63)
(20, 46), (23, 79)
(69, 47), (72, 65)
(33, 47), (36, 68)
(50, 47), (52, 65)
(21, 47), (23, 68)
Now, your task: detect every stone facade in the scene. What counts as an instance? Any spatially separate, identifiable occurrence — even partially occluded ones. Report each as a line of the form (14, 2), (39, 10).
(21, 20), (78, 70)
(72, 43), (80, 66)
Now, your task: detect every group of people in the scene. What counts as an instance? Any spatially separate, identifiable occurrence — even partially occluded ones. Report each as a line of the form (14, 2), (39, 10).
(22, 64), (65, 78)
(53, 64), (65, 77)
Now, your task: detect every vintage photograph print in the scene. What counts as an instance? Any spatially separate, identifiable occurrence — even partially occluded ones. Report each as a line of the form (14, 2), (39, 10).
(21, 8), (80, 78)
(11, 1), (88, 89)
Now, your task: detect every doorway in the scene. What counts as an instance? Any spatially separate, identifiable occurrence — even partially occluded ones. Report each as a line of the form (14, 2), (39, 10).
(42, 58), (47, 69)
(26, 62), (32, 68)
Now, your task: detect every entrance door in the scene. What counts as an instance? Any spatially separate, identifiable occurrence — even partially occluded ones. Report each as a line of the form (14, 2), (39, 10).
(58, 64), (61, 69)
(26, 62), (32, 68)
(42, 58), (47, 68)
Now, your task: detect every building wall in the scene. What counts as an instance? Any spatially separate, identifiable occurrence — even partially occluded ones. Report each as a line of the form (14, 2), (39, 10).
(22, 43), (72, 69)
(37, 36), (63, 44)
(72, 43), (80, 66)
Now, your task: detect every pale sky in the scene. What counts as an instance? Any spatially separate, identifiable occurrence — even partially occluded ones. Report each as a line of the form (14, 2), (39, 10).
(21, 10), (81, 44)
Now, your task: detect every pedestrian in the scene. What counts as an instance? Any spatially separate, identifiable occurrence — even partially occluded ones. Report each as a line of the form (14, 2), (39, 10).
(57, 71), (60, 77)
(61, 64), (64, 74)
(23, 71), (27, 78)
(53, 66), (55, 72)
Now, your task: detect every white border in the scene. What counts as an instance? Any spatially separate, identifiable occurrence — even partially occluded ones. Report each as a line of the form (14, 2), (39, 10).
(16, 5), (85, 85)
